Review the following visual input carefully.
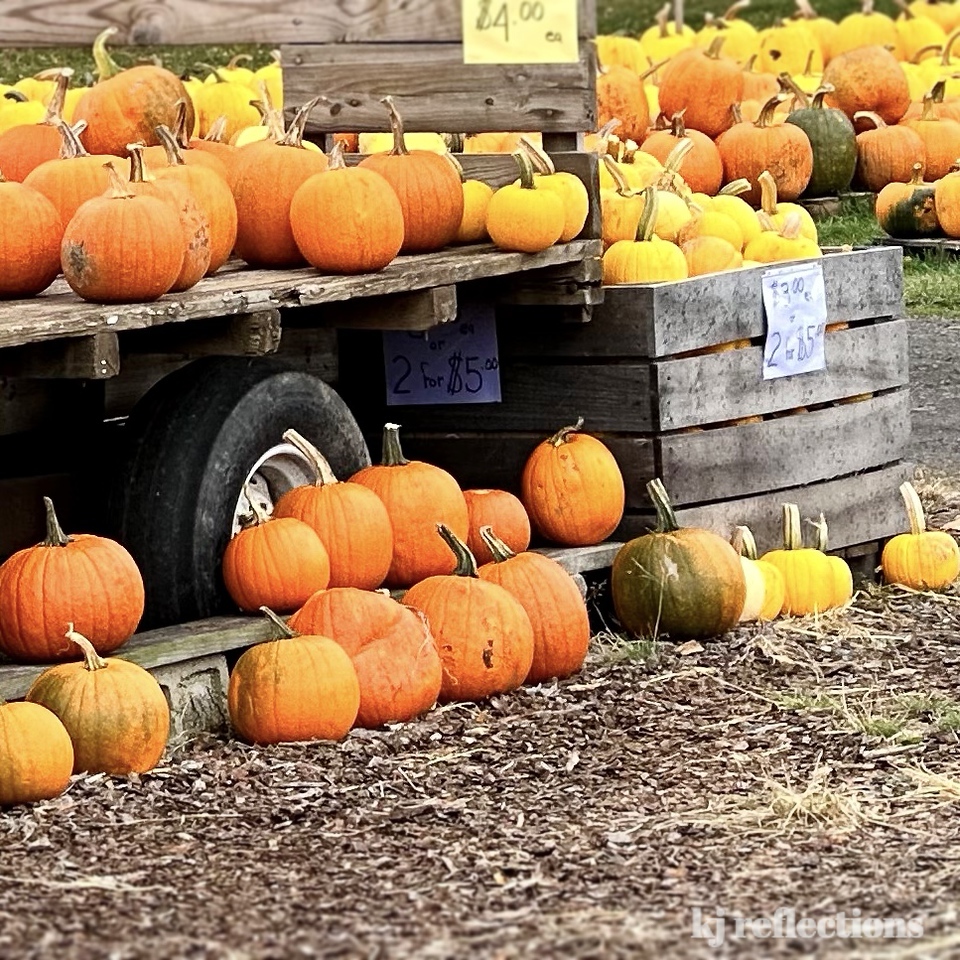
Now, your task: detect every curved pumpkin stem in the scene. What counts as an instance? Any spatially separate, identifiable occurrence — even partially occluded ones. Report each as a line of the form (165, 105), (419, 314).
(282, 428), (339, 486)
(757, 93), (788, 127)
(227, 53), (253, 70)
(548, 416), (584, 447)
(91, 27), (122, 83)
(169, 99), (192, 149)
(637, 186), (660, 242)
(705, 36), (727, 59)
(718, 178), (751, 197)
(942, 29), (960, 65)
(479, 525), (517, 563)
(43, 496), (72, 548)
(758, 169), (779, 215)
(647, 478), (680, 534)
(279, 96), (324, 149)
(66, 624), (109, 671)
(639, 58), (670, 81)
(437, 523), (479, 578)
(779, 212), (804, 240)
(155, 124), (187, 166)
(42, 69), (72, 126)
(519, 136), (556, 175)
(810, 84), (834, 109)
(203, 115), (230, 144)
(900, 481), (928, 536)
(103, 161), (135, 199)
(243, 482), (271, 525)
(380, 95), (409, 157)
(259, 606), (297, 639)
(3, 90), (29, 103)
(513, 150), (538, 189)
(381, 423), (410, 467)
(602, 155), (636, 198)
(853, 110), (886, 130)
(734, 525), (760, 560)
(780, 503), (804, 550)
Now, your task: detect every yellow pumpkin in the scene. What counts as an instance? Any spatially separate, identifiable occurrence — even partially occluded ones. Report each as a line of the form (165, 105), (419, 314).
(711, 178), (762, 248)
(730, 526), (767, 621)
(696, 2), (761, 62)
(757, 170), (818, 242)
(760, 503), (835, 616)
(640, 4), (696, 61)
(677, 206), (744, 250)
(603, 186), (689, 284)
(811, 514), (853, 608)
(600, 156), (645, 247)
(518, 137), (589, 242)
(834, 0), (904, 59)
(896, 6), (948, 61)
(447, 154), (493, 243)
(486, 151), (565, 253)
(735, 525), (785, 620)
(757, 22), (823, 76)
(681, 235), (743, 275)
(745, 211), (822, 261)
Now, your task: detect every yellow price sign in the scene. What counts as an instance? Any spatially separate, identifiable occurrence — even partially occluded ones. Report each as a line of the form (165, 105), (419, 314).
(462, 0), (580, 64)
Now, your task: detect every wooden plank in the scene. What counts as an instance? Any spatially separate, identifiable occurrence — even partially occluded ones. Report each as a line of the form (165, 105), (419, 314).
(617, 462), (915, 551)
(497, 254), (603, 307)
(120, 311), (281, 359)
(285, 42), (594, 135)
(317, 286), (457, 331)
(656, 320), (909, 431)
(0, 333), (119, 379)
(660, 390), (912, 505)
(0, 0), (595, 45)
(537, 542), (623, 575)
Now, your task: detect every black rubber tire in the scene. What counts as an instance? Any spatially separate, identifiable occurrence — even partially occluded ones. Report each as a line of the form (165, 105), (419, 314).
(110, 357), (371, 628)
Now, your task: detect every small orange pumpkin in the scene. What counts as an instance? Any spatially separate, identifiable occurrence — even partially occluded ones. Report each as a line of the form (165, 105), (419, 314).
(0, 700), (74, 807)
(464, 489), (531, 565)
(0, 171), (62, 297)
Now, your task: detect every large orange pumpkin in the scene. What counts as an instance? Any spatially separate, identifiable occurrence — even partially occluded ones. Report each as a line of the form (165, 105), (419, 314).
(823, 45), (911, 125)
(273, 429), (393, 591)
(404, 525), (534, 702)
(854, 111), (926, 190)
(290, 588), (442, 728)
(0, 172), (62, 297)
(464, 489), (531, 565)
(349, 423), (469, 587)
(0, 68), (73, 182)
(520, 418), (625, 546)
(903, 86), (960, 179)
(0, 700), (74, 807)
(0, 497), (144, 663)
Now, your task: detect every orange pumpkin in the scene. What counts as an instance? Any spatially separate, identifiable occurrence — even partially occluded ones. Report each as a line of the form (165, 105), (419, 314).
(823, 45), (911, 125)
(0, 700), (74, 807)
(186, 114), (241, 187)
(290, 588), (442, 728)
(0, 172), (62, 297)
(641, 110), (723, 195)
(903, 84), (960, 179)
(0, 69), (73, 182)
(854, 111), (926, 190)
(141, 100), (229, 181)
(597, 64), (652, 142)
(464, 489), (531, 565)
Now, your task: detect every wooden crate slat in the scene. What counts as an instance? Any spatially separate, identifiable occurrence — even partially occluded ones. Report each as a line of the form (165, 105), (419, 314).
(659, 390), (912, 505)
(285, 42), (595, 134)
(656, 320), (909, 431)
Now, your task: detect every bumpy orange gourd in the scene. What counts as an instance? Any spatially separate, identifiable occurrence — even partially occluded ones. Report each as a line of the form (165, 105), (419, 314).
(882, 481), (960, 589)
(464, 489), (531, 565)
(0, 700), (74, 807)
(0, 171), (62, 297)
(290, 588), (442, 728)
(761, 503), (835, 616)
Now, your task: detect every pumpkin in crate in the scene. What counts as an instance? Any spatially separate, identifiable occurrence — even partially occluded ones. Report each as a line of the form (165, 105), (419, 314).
(486, 151), (565, 253)
(677, 206), (744, 251)
(290, 588), (441, 728)
(478, 526), (589, 683)
(0, 497), (144, 663)
(682, 235), (743, 275)
(641, 110), (723, 196)
(273, 429), (393, 590)
(733, 525), (785, 620)
(875, 162), (939, 238)
(350, 423), (469, 587)
(447, 153), (494, 244)
(404, 525), (534, 702)
(360, 97), (463, 253)
(882, 480), (960, 589)
(519, 137), (590, 242)
(521, 418), (625, 546)
(810, 513), (853, 608)
(903, 83), (960, 179)
(757, 170), (819, 241)
(785, 85), (858, 197)
(27, 626), (169, 774)
(745, 212), (822, 262)
(0, 700), (74, 807)
(711, 179), (762, 248)
(854, 112), (926, 191)
(0, 173), (62, 297)
(464, 489), (531, 565)
(612, 478), (746, 640)
(600, 156), (646, 248)
(229, 608), (360, 744)
(603, 186), (689, 284)
(822, 45), (911, 124)
(760, 503), (835, 615)
(0, 69), (73, 182)
(596, 64), (651, 143)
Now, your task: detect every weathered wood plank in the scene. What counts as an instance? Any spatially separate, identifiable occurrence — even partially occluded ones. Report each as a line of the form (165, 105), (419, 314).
(656, 320), (909, 431)
(537, 542), (623, 575)
(317, 286), (457, 331)
(0, 333), (119, 379)
(285, 42), (595, 134)
(497, 253), (603, 306)
(660, 390), (912, 505)
(121, 312), (281, 358)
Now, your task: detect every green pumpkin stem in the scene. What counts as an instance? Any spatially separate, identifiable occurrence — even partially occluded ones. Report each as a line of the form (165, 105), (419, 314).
(279, 96), (324, 148)
(243, 482), (271, 525)
(227, 53), (253, 70)
(381, 423), (410, 466)
(781, 503), (804, 550)
(381, 95), (409, 156)
(43, 497), (72, 547)
(810, 84), (834, 109)
(636, 185), (659, 242)
(661, 137), (693, 177)
(91, 27), (122, 82)
(900, 481), (928, 536)
(197, 63), (229, 84)
(734, 525), (760, 560)
(282, 429), (339, 486)
(647, 478), (680, 534)
(479, 525), (517, 563)
(437, 523), (479, 577)
(602, 155), (635, 197)
(513, 150), (538, 189)
(548, 416), (584, 447)
(155, 124), (187, 166)
(66, 624), (108, 671)
(718, 178), (751, 197)
(259, 606), (297, 639)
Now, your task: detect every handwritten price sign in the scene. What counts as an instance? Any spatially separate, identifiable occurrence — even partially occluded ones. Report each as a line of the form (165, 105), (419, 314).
(761, 262), (828, 381)
(462, 0), (580, 63)
(383, 303), (501, 406)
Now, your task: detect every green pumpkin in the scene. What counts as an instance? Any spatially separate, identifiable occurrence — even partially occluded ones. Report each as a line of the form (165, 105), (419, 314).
(785, 85), (857, 198)
(611, 479), (746, 641)
(876, 163), (939, 239)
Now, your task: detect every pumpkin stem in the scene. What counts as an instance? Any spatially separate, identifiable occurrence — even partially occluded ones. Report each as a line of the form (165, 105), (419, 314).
(91, 27), (122, 82)
(757, 93), (788, 127)
(723, 0), (750, 19)
(669, 110), (688, 139)
(861, 0), (874, 14)
(912, 44), (943, 65)
(729, 102), (744, 125)
(519, 135), (556, 175)
(282, 429), (339, 486)
(203, 115), (229, 143)
(809, 513), (829, 552)
(852, 110), (885, 130)
(943, 29), (960, 65)
(126, 142), (151, 183)
(3, 90), (28, 103)
(278, 96), (324, 148)
(705, 36), (727, 59)
(778, 74), (809, 108)
(758, 169), (779, 215)
(479, 525), (517, 563)
(794, 0), (817, 20)
(328, 139), (347, 171)
(103, 161), (136, 200)
(929, 78), (947, 104)
(899, 481), (928, 536)
(227, 53), (253, 70)
(647, 478), (680, 534)
(513, 150), (538, 190)
(734, 525), (760, 560)
(810, 84), (834, 109)
(909, 161), (925, 185)
(155, 124), (186, 166)
(259, 606), (297, 639)
(639, 58), (670, 81)
(381, 95), (409, 156)
(779, 212), (803, 240)
(548, 416), (585, 447)
(443, 132), (465, 153)
(781, 503), (803, 550)
(243, 482), (271, 525)
(381, 423), (410, 467)
(42, 496), (72, 547)
(437, 523), (479, 577)
(636, 185), (660, 242)
(757, 210), (777, 231)
(53, 117), (90, 160)
(197, 63), (229, 84)
(41, 68), (72, 125)
(602, 155), (636, 197)
(718, 178), (751, 197)
(66, 624), (108, 671)
(170, 99), (191, 149)
(655, 3), (671, 38)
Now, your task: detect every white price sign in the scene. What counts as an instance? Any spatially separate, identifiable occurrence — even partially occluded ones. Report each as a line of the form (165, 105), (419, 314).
(761, 262), (828, 380)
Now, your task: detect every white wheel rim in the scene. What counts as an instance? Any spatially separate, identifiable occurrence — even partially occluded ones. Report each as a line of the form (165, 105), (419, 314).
(231, 443), (315, 535)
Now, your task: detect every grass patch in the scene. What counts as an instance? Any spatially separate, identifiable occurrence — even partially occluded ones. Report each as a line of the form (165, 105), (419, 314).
(593, 631), (662, 665)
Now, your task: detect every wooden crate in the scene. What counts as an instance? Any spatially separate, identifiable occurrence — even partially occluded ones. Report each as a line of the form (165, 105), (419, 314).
(341, 246), (912, 554)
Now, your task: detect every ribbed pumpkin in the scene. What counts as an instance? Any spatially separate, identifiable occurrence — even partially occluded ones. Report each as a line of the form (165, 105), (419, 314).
(854, 111), (926, 190)
(519, 137), (590, 242)
(811, 514), (853, 609)
(823, 45), (911, 124)
(903, 83), (960, 179)
(0, 90), (45, 135)
(0, 700), (74, 807)
(641, 110), (723, 195)
(290, 588), (442, 729)
(760, 503), (834, 616)
(600, 155), (646, 248)
(187, 114), (241, 187)
(597, 64), (652, 142)
(935, 160), (960, 236)
(640, 4), (696, 60)
(478, 526), (589, 683)
(795, 0), (841, 61)
(26, 627), (169, 775)
(757, 21), (823, 76)
(745, 212), (822, 262)
(697, 3), (761, 62)
(729, 527), (766, 622)
(520, 417), (625, 546)
(350, 423), (469, 588)
(360, 97), (463, 253)
(193, 69), (261, 142)
(0, 69), (72, 182)
(0, 171), (62, 297)
(711, 178), (762, 248)
(875, 162), (939, 237)
(682, 235), (744, 275)
(734, 525), (785, 621)
(233, 99), (329, 268)
(834, 0), (904, 59)
(0, 497), (144, 663)
(757, 170), (819, 241)
(273, 429), (393, 590)
(404, 525), (534, 703)
(677, 206), (744, 250)
(897, 4), (948, 60)
(228, 608), (360, 744)
(882, 481), (960, 589)
(611, 478), (746, 640)
(222, 485), (331, 613)
(448, 152), (494, 243)
(486, 151), (565, 253)
(785, 85), (858, 196)
(464, 489), (531, 565)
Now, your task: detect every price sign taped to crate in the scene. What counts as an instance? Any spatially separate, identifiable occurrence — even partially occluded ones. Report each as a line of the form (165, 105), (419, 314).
(462, 0), (580, 63)
(761, 262), (828, 380)
(383, 302), (501, 406)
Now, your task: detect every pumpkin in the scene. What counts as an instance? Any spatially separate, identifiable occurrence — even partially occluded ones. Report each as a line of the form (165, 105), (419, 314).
(793, 0), (840, 60)
(854, 111), (926, 190)
(187, 115), (241, 187)
(760, 503), (835, 615)
(0, 496), (143, 663)
(0, 700), (74, 807)
(712, 178), (763, 247)
(0, 171), (62, 297)
(603, 186), (690, 284)
(728, 527), (766, 621)
(757, 169), (819, 241)
(71, 28), (196, 156)
(834, 0), (904, 59)
(596, 34), (648, 72)
(909, 0), (960, 32)
(757, 21), (824, 76)
(0, 69), (72, 182)
(520, 417), (625, 546)
(228, 607), (360, 744)
(290, 588), (441, 728)
(882, 481), (960, 589)
(290, 142), (404, 274)
(404, 525), (534, 702)
(600, 156), (646, 248)
(897, 3), (948, 60)
(254, 50), (284, 110)
(0, 90), (46, 135)
(611, 478), (746, 640)
(597, 64), (652, 143)
(903, 82), (960, 178)
(681, 235), (744, 275)
(519, 137), (590, 242)
(486, 150), (565, 253)
(658, 37), (746, 138)
(141, 100), (230, 180)
(734, 525), (785, 620)
(696, 3), (761, 62)
(349, 423), (469, 588)
(785, 85), (858, 196)
(273, 428), (393, 590)
(935, 159), (960, 235)
(810, 513), (853, 608)
(875, 162), (939, 237)
(203, 53), (256, 86)
(447, 153), (494, 243)
(677, 206), (744, 250)
(360, 97), (463, 253)
(643, 140), (695, 241)
(716, 94), (814, 205)
(745, 211), (822, 262)
(464, 489), (531, 565)
(740, 55), (781, 104)
(26, 626), (169, 774)
(641, 110), (723, 195)
(222, 483), (331, 613)
(193, 68), (261, 142)
(641, 4), (696, 61)
(233, 99), (329, 268)
(823, 45), (911, 124)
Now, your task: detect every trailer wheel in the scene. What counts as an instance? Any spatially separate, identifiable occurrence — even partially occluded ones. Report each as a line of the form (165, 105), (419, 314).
(110, 357), (371, 628)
